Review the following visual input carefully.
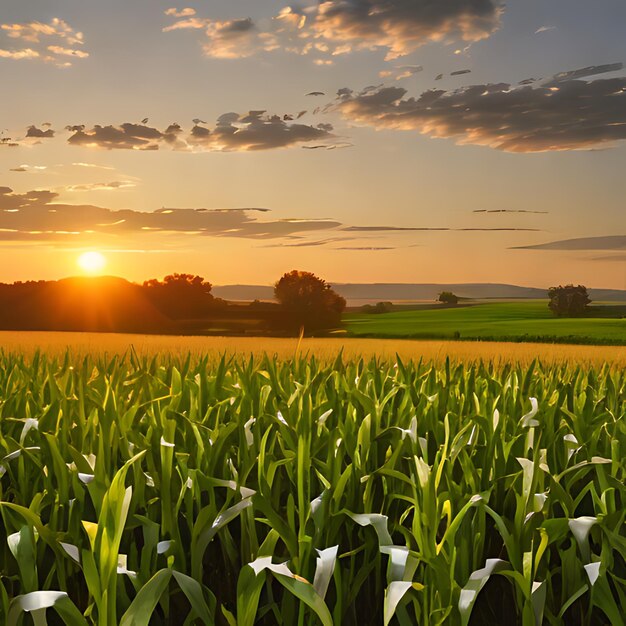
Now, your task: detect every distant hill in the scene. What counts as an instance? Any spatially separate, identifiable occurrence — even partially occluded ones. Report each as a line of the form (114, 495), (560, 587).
(213, 283), (626, 305)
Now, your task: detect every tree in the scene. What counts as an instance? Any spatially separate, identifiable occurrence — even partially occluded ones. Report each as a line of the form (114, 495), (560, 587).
(274, 270), (346, 332)
(548, 284), (591, 317)
(142, 274), (215, 319)
(438, 291), (459, 305)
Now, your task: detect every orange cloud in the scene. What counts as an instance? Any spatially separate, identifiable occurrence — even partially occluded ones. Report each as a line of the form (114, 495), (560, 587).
(163, 0), (504, 62)
(0, 18), (87, 66)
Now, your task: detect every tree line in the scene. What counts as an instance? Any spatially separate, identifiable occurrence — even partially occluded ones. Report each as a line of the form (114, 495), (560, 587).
(0, 270), (346, 334)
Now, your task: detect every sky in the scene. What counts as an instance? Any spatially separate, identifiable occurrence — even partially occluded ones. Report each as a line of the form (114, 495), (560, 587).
(1, 0), (625, 288)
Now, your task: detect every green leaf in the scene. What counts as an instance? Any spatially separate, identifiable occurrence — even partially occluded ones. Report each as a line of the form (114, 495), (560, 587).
(119, 569), (172, 626)
(8, 592), (88, 626)
(459, 559), (511, 626)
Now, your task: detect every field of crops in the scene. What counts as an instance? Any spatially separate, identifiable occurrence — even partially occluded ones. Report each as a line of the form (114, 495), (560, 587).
(1, 331), (625, 368)
(345, 302), (626, 344)
(1, 351), (625, 625)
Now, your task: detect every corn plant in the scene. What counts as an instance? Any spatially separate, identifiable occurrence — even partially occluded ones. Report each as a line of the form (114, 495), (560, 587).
(0, 351), (624, 625)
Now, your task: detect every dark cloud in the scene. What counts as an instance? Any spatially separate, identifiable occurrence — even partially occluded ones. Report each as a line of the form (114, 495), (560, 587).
(344, 226), (540, 232)
(345, 226), (448, 232)
(67, 123), (166, 150)
(474, 209), (548, 214)
(0, 187), (543, 248)
(8, 164), (47, 173)
(165, 0), (504, 62)
(306, 0), (503, 57)
(64, 115), (335, 151)
(0, 186), (341, 241)
(551, 63), (623, 83)
(26, 125), (55, 138)
(335, 70), (626, 152)
(512, 235), (626, 251)
(187, 112), (334, 151)
(163, 14), (265, 59)
(334, 246), (396, 250)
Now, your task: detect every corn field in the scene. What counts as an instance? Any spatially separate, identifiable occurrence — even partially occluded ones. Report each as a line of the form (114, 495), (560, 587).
(0, 351), (624, 625)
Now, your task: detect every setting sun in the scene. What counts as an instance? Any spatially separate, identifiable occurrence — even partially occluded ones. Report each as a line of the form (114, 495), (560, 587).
(77, 251), (107, 274)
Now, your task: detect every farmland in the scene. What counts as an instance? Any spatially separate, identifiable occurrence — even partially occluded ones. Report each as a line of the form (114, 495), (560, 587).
(0, 331), (625, 367)
(345, 301), (626, 345)
(1, 347), (625, 625)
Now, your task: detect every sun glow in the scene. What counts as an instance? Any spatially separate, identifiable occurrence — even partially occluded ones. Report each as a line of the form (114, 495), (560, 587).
(77, 251), (107, 274)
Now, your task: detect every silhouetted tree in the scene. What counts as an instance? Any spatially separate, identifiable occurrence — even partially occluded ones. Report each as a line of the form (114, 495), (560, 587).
(548, 284), (591, 317)
(142, 274), (216, 319)
(274, 270), (346, 332)
(438, 291), (459, 305)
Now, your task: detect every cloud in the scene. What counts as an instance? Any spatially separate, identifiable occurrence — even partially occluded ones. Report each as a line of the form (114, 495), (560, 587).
(8, 164), (47, 173)
(71, 162), (116, 170)
(0, 186), (541, 247)
(334, 246), (396, 250)
(163, 13), (270, 59)
(334, 67), (626, 152)
(535, 26), (556, 34)
(344, 226), (540, 232)
(259, 237), (355, 248)
(302, 0), (504, 59)
(473, 209), (548, 214)
(550, 63), (623, 82)
(46, 45), (89, 59)
(0, 18), (88, 66)
(164, 0), (504, 62)
(26, 125), (55, 139)
(165, 8), (196, 18)
(380, 65), (424, 80)
(67, 123), (169, 150)
(63, 181), (137, 192)
(0, 48), (39, 60)
(512, 235), (626, 251)
(64, 115), (336, 151)
(0, 186), (342, 242)
(201, 18), (259, 59)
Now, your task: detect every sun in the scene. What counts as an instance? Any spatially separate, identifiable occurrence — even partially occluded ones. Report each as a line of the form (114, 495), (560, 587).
(77, 251), (107, 275)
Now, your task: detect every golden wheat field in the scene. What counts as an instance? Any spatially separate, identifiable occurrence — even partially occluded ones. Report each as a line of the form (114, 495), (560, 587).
(0, 331), (624, 366)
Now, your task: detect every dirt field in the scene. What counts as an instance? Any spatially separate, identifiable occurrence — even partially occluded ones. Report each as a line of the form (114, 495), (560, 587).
(1, 331), (624, 366)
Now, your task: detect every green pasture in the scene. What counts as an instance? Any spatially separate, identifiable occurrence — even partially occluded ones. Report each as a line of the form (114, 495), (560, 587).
(344, 301), (626, 344)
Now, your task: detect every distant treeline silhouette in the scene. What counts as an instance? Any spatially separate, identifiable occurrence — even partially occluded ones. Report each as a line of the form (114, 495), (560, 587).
(0, 271), (346, 335)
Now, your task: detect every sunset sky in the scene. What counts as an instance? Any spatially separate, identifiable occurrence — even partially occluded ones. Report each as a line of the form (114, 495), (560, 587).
(1, 0), (625, 288)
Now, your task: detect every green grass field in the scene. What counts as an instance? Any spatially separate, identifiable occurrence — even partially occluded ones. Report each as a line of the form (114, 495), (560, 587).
(345, 301), (626, 344)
